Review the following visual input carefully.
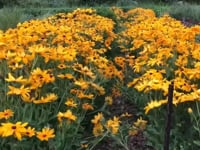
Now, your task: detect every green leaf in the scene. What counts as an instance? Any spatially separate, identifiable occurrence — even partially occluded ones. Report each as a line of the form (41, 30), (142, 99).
(193, 140), (200, 146)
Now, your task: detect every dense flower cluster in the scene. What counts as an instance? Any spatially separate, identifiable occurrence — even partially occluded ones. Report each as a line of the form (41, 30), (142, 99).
(0, 6), (200, 149)
(119, 8), (200, 114)
(0, 8), (126, 148)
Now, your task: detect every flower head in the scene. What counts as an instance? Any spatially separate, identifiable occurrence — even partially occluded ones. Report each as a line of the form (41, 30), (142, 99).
(0, 122), (28, 140)
(36, 127), (55, 141)
(0, 109), (14, 120)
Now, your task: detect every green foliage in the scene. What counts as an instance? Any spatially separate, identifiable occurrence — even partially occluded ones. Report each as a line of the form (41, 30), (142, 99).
(168, 3), (200, 22)
(0, 8), (32, 31)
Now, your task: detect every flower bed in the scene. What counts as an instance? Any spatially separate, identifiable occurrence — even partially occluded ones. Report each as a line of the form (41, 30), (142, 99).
(0, 7), (200, 149)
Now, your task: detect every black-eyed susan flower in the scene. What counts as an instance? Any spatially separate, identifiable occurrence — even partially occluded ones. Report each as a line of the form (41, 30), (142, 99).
(105, 96), (113, 105)
(93, 123), (104, 137)
(90, 83), (105, 95)
(57, 73), (74, 80)
(24, 126), (35, 137)
(134, 117), (147, 131)
(77, 92), (94, 99)
(91, 113), (103, 124)
(106, 116), (121, 134)
(29, 68), (55, 89)
(0, 122), (28, 140)
(144, 100), (167, 114)
(36, 127), (55, 141)
(7, 85), (30, 98)
(33, 93), (58, 104)
(74, 78), (89, 90)
(57, 63), (67, 69)
(65, 98), (77, 108)
(0, 109), (14, 120)
(5, 73), (27, 83)
(57, 110), (77, 123)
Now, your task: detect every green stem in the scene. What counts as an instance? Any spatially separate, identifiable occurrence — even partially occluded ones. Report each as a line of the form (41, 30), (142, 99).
(68, 110), (87, 149)
(31, 54), (38, 71)
(89, 131), (109, 150)
(196, 102), (200, 115)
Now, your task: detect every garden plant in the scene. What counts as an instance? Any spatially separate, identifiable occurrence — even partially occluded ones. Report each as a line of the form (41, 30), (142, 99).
(0, 5), (200, 150)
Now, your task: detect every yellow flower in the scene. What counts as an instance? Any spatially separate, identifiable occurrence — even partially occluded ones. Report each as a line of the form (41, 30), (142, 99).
(129, 128), (138, 136)
(29, 68), (55, 89)
(91, 113), (104, 124)
(0, 109), (14, 120)
(105, 96), (113, 105)
(57, 63), (67, 69)
(33, 93), (58, 104)
(90, 83), (105, 95)
(114, 56), (126, 69)
(5, 73), (27, 83)
(120, 112), (132, 118)
(7, 85), (30, 98)
(74, 78), (89, 89)
(36, 127), (55, 141)
(65, 98), (77, 108)
(8, 61), (23, 70)
(57, 73), (74, 80)
(73, 64), (96, 79)
(144, 99), (167, 114)
(77, 92), (94, 99)
(106, 116), (121, 134)
(57, 110), (77, 123)
(0, 122), (28, 140)
(93, 123), (104, 137)
(24, 126), (35, 137)
(134, 117), (147, 131)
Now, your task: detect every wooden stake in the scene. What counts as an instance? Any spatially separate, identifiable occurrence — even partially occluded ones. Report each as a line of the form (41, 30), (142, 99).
(164, 81), (174, 150)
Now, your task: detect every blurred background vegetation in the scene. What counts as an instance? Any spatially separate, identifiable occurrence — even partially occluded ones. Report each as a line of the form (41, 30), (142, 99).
(0, 0), (200, 30)
(0, 0), (199, 8)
